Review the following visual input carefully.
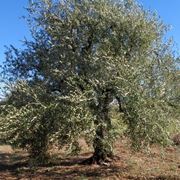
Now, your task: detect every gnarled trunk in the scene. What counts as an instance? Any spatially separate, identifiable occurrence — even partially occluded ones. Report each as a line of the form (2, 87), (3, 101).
(84, 89), (113, 164)
(92, 121), (113, 164)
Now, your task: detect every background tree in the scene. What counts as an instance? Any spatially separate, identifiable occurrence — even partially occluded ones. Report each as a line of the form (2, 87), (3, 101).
(0, 0), (179, 164)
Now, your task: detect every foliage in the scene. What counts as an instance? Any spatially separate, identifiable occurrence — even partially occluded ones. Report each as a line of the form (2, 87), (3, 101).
(0, 81), (94, 163)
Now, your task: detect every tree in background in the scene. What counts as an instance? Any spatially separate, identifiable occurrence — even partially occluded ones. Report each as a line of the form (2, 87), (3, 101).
(0, 0), (179, 164)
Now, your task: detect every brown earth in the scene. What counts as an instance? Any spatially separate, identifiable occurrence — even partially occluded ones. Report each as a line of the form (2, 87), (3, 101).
(0, 139), (179, 180)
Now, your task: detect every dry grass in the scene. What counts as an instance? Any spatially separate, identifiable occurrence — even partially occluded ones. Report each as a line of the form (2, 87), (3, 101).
(0, 139), (179, 180)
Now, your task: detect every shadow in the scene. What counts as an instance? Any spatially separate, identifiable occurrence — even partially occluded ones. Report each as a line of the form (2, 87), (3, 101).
(39, 152), (93, 167)
(0, 161), (28, 171)
(0, 151), (127, 179)
(44, 157), (87, 167)
(1, 150), (179, 180)
(0, 152), (28, 171)
(33, 164), (125, 179)
(33, 154), (127, 179)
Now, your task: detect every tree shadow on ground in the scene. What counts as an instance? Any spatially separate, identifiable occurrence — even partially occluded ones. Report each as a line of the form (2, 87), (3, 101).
(0, 152), (28, 171)
(0, 151), (179, 180)
(34, 165), (124, 179)
(0, 151), (125, 179)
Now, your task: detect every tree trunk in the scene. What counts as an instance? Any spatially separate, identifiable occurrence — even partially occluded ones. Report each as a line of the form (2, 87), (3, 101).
(29, 121), (50, 165)
(83, 89), (113, 165)
(92, 121), (113, 164)
(29, 112), (57, 165)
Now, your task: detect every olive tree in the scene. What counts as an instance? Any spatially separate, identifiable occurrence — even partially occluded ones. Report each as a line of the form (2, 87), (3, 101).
(0, 0), (179, 164)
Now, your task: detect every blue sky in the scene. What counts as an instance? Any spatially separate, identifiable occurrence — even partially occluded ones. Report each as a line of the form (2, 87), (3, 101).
(139, 0), (180, 53)
(0, 0), (180, 66)
(0, 0), (31, 66)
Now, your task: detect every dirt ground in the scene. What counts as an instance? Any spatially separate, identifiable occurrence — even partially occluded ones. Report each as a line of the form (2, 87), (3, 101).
(0, 139), (179, 180)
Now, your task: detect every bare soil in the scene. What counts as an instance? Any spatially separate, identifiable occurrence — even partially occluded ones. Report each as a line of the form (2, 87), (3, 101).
(0, 139), (179, 180)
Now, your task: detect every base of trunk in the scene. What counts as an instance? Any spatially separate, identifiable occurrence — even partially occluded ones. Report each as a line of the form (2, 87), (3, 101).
(80, 152), (118, 165)
(29, 151), (50, 165)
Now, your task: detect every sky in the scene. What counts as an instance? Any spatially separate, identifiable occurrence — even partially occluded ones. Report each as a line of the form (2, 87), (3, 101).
(138, 0), (180, 53)
(0, 0), (31, 66)
(0, 0), (180, 66)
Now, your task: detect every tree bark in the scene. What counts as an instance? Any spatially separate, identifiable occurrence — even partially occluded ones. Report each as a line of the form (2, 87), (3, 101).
(29, 129), (49, 165)
(83, 89), (113, 165)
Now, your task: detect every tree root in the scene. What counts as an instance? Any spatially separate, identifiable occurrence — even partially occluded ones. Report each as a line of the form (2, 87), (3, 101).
(80, 154), (119, 166)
